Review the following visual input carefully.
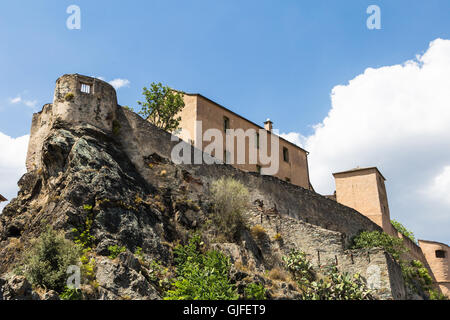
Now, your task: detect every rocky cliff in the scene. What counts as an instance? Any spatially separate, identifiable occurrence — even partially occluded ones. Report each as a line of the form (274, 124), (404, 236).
(0, 74), (407, 300)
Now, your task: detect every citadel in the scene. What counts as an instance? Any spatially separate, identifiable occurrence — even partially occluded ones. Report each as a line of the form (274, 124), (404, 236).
(2, 73), (449, 299)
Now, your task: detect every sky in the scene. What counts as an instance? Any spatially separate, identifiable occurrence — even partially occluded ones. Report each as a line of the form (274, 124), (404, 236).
(0, 1), (449, 244)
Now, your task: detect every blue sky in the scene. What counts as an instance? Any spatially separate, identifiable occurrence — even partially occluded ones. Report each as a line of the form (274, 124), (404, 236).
(1, 1), (450, 243)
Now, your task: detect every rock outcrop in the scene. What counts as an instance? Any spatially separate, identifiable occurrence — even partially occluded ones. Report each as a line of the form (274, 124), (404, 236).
(0, 74), (408, 300)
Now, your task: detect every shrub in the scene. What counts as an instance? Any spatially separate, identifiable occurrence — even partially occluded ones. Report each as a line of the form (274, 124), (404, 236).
(304, 265), (373, 300)
(164, 234), (238, 300)
(210, 177), (250, 241)
(64, 92), (75, 102)
(391, 219), (416, 243)
(244, 283), (266, 300)
(108, 245), (126, 259)
(72, 204), (96, 249)
(401, 260), (433, 293)
(60, 286), (83, 300)
(428, 289), (449, 300)
(283, 249), (315, 284)
(250, 225), (267, 242)
(267, 267), (289, 282)
(21, 227), (80, 292)
(351, 230), (407, 261)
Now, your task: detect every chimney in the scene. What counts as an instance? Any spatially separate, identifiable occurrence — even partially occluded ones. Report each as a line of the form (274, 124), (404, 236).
(264, 119), (273, 132)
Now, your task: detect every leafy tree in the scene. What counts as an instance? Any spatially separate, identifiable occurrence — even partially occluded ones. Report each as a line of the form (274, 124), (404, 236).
(164, 234), (238, 300)
(391, 219), (416, 243)
(137, 82), (185, 132)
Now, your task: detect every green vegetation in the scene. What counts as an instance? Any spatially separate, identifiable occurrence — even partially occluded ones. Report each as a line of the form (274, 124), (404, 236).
(137, 82), (185, 132)
(351, 230), (407, 261)
(244, 283), (266, 300)
(60, 286), (83, 300)
(72, 204), (96, 250)
(20, 227), (80, 292)
(283, 249), (373, 300)
(210, 177), (250, 241)
(64, 92), (75, 102)
(352, 230), (446, 299)
(391, 219), (416, 243)
(108, 245), (126, 259)
(164, 234), (238, 300)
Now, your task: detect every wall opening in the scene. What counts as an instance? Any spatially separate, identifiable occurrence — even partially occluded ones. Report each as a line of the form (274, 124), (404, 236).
(283, 147), (289, 163)
(81, 83), (91, 94)
(435, 250), (447, 258)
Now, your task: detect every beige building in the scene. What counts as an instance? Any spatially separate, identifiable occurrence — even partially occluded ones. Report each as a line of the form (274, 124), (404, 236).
(333, 167), (395, 236)
(418, 240), (450, 296)
(176, 93), (313, 190)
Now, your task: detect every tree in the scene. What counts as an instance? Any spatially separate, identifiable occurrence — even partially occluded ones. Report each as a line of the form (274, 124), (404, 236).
(137, 82), (185, 132)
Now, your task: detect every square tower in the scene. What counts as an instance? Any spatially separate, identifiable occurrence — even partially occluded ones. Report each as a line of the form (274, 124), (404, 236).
(333, 167), (395, 235)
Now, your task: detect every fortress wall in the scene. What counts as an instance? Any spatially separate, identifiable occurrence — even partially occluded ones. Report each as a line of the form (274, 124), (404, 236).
(116, 107), (382, 246)
(246, 210), (406, 299)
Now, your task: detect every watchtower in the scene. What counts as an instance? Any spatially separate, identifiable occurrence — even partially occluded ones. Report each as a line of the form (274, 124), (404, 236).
(333, 167), (395, 235)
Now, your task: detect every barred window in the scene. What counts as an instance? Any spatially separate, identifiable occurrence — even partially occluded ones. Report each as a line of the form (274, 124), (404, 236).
(81, 83), (91, 94)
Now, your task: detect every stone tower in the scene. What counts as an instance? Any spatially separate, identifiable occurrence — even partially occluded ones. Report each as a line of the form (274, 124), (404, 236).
(26, 74), (118, 171)
(333, 167), (395, 236)
(418, 240), (450, 297)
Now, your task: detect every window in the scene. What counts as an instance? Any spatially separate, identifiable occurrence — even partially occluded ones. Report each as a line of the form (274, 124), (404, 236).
(255, 132), (260, 149)
(256, 165), (261, 174)
(223, 116), (230, 133)
(436, 250), (447, 258)
(283, 147), (289, 163)
(81, 83), (91, 94)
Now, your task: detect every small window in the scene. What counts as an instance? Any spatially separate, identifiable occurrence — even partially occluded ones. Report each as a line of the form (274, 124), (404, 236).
(81, 83), (91, 94)
(223, 116), (230, 133)
(436, 250), (446, 258)
(256, 165), (261, 174)
(283, 147), (289, 163)
(255, 132), (260, 149)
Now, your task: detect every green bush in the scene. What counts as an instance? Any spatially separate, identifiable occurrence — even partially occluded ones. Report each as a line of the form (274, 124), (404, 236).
(304, 265), (373, 300)
(164, 234), (238, 300)
(210, 177), (250, 241)
(244, 283), (266, 300)
(21, 227), (80, 292)
(60, 286), (83, 300)
(283, 249), (315, 284)
(108, 245), (126, 259)
(401, 260), (433, 293)
(72, 204), (96, 249)
(391, 219), (416, 243)
(351, 230), (408, 261)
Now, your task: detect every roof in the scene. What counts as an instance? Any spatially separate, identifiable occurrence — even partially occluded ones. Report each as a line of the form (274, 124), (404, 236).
(182, 92), (309, 155)
(0, 194), (7, 202)
(332, 166), (386, 181)
(418, 239), (450, 248)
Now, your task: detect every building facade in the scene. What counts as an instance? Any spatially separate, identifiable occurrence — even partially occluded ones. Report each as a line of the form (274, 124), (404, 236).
(176, 93), (312, 190)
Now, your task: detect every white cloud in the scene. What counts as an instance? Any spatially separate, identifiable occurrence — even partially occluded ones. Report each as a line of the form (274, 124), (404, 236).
(0, 132), (29, 212)
(9, 95), (37, 109)
(424, 166), (450, 206)
(108, 78), (130, 90)
(23, 100), (37, 108)
(283, 38), (450, 243)
(10, 96), (22, 104)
